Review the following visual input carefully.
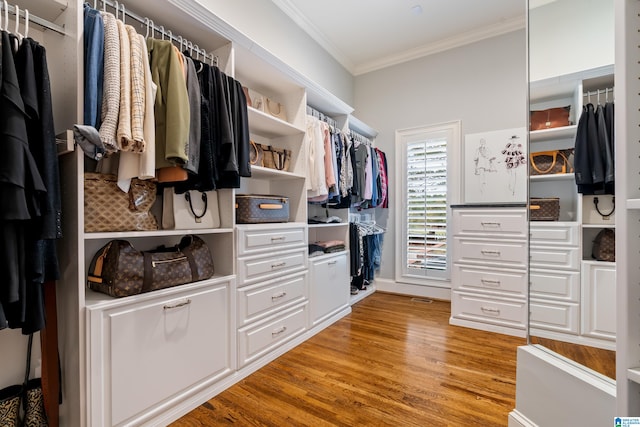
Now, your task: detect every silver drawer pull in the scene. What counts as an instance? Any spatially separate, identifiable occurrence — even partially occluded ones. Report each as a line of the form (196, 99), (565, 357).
(272, 326), (287, 337)
(271, 292), (287, 301)
(480, 278), (501, 286)
(271, 262), (286, 269)
(328, 260), (338, 265)
(271, 236), (286, 241)
(481, 306), (500, 315)
(480, 250), (501, 256)
(480, 222), (501, 227)
(163, 299), (192, 310)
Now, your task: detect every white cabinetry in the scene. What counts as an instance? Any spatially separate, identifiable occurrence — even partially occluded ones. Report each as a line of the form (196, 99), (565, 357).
(86, 279), (234, 426)
(615, 0), (640, 414)
(236, 225), (309, 368)
(3, 1), (370, 425)
(528, 67), (616, 350)
(450, 206), (528, 337)
(309, 252), (350, 326)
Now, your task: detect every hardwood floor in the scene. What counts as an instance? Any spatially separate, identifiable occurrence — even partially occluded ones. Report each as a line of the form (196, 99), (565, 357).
(170, 292), (526, 426)
(529, 335), (616, 379)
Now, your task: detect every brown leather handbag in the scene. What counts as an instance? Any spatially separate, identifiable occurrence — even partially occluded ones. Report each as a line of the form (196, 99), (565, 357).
(262, 145), (292, 172)
(592, 228), (615, 262)
(84, 173), (158, 232)
(530, 149), (574, 175)
(87, 235), (214, 297)
(530, 106), (571, 130)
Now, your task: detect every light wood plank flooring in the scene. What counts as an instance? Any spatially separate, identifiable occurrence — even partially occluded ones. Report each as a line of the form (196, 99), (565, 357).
(171, 293), (526, 426)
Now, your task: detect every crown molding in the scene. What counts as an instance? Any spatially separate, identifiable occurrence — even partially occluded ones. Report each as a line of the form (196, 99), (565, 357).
(271, 0), (357, 74)
(354, 15), (526, 75)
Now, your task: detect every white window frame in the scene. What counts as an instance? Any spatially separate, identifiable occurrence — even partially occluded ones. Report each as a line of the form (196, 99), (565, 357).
(395, 120), (461, 286)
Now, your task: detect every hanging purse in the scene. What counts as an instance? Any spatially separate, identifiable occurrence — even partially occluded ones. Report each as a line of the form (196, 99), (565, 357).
(87, 235), (215, 297)
(84, 173), (158, 232)
(162, 187), (220, 230)
(529, 149), (574, 175)
(0, 334), (48, 427)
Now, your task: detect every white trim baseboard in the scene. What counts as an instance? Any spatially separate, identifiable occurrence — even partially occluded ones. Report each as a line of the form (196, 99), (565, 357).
(374, 278), (452, 301)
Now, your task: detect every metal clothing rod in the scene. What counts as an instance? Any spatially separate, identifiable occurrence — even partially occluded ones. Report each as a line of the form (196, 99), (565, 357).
(98, 0), (218, 66)
(584, 86), (615, 104)
(1, 3), (65, 35)
(306, 105), (338, 129)
(349, 129), (372, 146)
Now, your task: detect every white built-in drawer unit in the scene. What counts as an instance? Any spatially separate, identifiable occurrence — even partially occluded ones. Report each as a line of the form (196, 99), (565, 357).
(237, 224), (307, 256)
(86, 279), (233, 426)
(529, 299), (580, 335)
(237, 272), (307, 326)
(450, 291), (527, 331)
(237, 247), (307, 286)
(450, 206), (528, 337)
(452, 264), (527, 297)
(238, 301), (308, 367)
(452, 237), (528, 268)
(453, 208), (527, 238)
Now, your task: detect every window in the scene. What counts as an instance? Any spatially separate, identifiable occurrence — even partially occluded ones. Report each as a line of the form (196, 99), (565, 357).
(396, 121), (460, 285)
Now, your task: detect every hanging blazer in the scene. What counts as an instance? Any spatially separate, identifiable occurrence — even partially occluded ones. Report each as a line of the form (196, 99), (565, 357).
(575, 103), (605, 194)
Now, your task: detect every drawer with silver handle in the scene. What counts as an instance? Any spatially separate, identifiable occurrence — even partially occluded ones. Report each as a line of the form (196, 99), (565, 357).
(452, 237), (527, 268)
(237, 224), (307, 256)
(237, 248), (307, 286)
(452, 264), (527, 297)
(452, 208), (527, 238)
(451, 291), (527, 330)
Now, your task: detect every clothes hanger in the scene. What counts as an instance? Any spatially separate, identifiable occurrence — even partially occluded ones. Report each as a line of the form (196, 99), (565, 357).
(159, 25), (164, 40)
(23, 8), (28, 39)
(144, 17), (150, 38)
(120, 3), (125, 24)
(2, 1), (8, 33)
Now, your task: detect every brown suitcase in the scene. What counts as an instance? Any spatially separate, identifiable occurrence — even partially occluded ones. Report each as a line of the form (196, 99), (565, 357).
(530, 106), (571, 131)
(236, 195), (290, 223)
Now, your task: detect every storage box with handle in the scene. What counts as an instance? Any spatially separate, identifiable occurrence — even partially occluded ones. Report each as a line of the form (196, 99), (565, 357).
(529, 197), (560, 221)
(236, 195), (289, 224)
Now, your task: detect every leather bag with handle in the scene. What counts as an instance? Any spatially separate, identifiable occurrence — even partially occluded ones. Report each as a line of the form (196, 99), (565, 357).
(162, 187), (220, 230)
(249, 140), (264, 166)
(530, 106), (571, 130)
(262, 145), (292, 172)
(87, 235), (214, 297)
(84, 173), (158, 232)
(592, 228), (615, 262)
(265, 98), (287, 122)
(530, 149), (574, 176)
(0, 334), (48, 427)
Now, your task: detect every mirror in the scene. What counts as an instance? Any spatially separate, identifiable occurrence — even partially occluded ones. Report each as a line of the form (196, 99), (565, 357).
(527, 0), (616, 379)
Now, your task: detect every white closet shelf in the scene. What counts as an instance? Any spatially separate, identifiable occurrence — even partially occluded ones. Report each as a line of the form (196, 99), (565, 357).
(249, 165), (305, 180)
(530, 125), (578, 142)
(582, 224), (616, 229)
(530, 173), (575, 182)
(309, 250), (348, 261)
(628, 368), (640, 385)
(84, 274), (234, 309)
(83, 228), (235, 240)
(248, 107), (304, 138)
(308, 223), (349, 229)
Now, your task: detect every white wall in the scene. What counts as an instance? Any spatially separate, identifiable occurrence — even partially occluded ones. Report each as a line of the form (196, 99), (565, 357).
(529, 0), (614, 81)
(353, 30), (527, 293)
(195, 0), (354, 105)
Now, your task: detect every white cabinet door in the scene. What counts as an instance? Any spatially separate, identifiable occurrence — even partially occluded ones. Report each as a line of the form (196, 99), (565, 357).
(87, 281), (233, 426)
(581, 262), (616, 341)
(310, 254), (350, 326)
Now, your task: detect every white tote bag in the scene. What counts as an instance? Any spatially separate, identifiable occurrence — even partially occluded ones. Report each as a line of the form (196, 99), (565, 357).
(162, 187), (221, 229)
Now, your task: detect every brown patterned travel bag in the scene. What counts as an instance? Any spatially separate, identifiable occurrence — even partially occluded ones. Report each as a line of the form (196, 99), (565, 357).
(87, 235), (214, 297)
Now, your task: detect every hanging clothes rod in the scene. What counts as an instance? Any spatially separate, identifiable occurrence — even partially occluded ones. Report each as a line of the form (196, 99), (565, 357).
(1, 2), (65, 35)
(98, 0), (218, 65)
(349, 129), (372, 146)
(584, 86), (615, 104)
(306, 105), (338, 129)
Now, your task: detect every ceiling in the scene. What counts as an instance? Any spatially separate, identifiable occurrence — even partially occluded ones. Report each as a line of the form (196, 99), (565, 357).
(271, 0), (529, 76)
